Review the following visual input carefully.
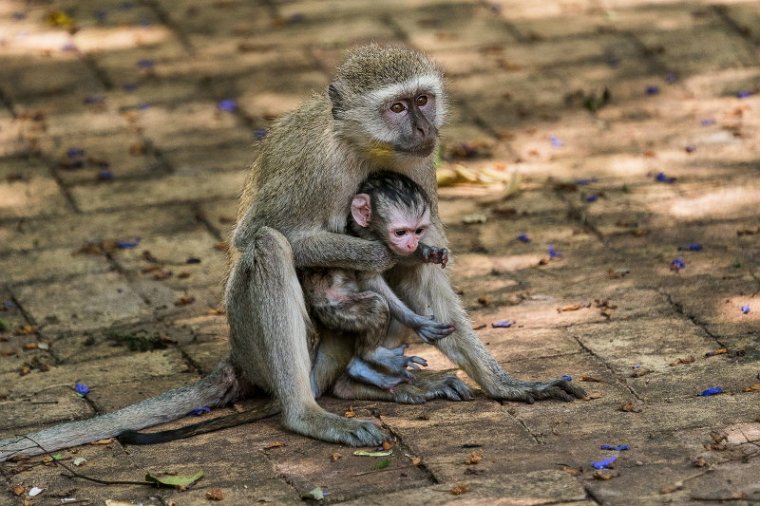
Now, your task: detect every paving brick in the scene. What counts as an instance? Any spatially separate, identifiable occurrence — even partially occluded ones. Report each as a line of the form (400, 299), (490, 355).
(391, 2), (518, 52)
(0, 204), (198, 252)
(339, 471), (586, 505)
(13, 272), (152, 334)
(2, 246), (112, 285)
(162, 143), (255, 175)
(69, 170), (247, 212)
(0, 158), (70, 220)
(41, 130), (163, 184)
(114, 228), (228, 288)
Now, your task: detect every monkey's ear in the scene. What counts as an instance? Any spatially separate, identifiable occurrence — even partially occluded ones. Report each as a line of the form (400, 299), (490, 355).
(350, 194), (372, 227)
(328, 82), (345, 119)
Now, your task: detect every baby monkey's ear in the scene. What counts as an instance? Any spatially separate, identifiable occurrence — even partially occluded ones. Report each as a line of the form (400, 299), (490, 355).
(350, 193), (372, 227)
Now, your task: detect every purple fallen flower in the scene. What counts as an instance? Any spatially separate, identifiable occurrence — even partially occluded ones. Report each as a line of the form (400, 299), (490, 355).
(94, 9), (108, 22)
(605, 54), (621, 68)
(600, 444), (630, 451)
(645, 85), (660, 96)
(671, 258), (686, 271)
(561, 375), (572, 381)
(549, 134), (563, 148)
(741, 305), (750, 314)
(116, 238), (140, 249)
(736, 90), (753, 99)
(83, 95), (104, 105)
(701, 118), (716, 126)
(67, 147), (85, 159)
(575, 177), (598, 186)
(138, 102), (151, 110)
(97, 168), (113, 181)
(61, 43), (77, 52)
(685, 144), (696, 153)
(11, 12), (27, 20)
(75, 382), (91, 397)
(255, 128), (268, 140)
(655, 172), (675, 183)
(516, 233), (530, 243)
(665, 72), (678, 84)
(584, 193), (599, 203)
(217, 99), (237, 112)
(592, 456), (617, 469)
(137, 59), (154, 69)
(491, 320), (513, 328)
(123, 83), (138, 92)
(548, 244), (560, 258)
(190, 407), (211, 416)
(700, 387), (722, 396)
(678, 243), (702, 252)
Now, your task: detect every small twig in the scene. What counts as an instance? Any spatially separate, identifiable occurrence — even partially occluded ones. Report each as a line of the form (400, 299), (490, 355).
(20, 436), (153, 487)
(353, 463), (418, 477)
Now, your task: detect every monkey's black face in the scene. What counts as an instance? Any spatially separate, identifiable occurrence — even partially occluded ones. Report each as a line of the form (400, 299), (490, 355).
(383, 93), (438, 156)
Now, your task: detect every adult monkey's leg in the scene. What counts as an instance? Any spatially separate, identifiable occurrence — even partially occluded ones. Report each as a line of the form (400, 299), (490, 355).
(387, 262), (587, 403)
(226, 227), (385, 446)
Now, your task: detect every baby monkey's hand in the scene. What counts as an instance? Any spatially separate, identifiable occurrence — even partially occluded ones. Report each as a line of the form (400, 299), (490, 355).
(417, 243), (449, 268)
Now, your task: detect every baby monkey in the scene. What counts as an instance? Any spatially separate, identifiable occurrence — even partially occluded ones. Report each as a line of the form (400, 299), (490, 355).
(302, 171), (454, 390)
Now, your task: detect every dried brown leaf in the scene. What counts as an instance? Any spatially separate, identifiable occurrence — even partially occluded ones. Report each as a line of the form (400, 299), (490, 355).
(477, 295), (492, 306)
(382, 441), (394, 451)
(330, 452), (343, 462)
(580, 374), (603, 382)
(174, 296), (195, 306)
(620, 401), (643, 413)
(13, 485), (25, 496)
(263, 441), (285, 450)
(344, 407), (356, 418)
(465, 451), (482, 465)
(670, 356), (696, 366)
(560, 466), (581, 476)
(206, 489), (224, 501)
(557, 303), (589, 313)
(450, 483), (470, 495)
(705, 348), (728, 357)
(410, 456), (422, 465)
(660, 481), (683, 494)
(742, 383), (760, 392)
(593, 469), (619, 480)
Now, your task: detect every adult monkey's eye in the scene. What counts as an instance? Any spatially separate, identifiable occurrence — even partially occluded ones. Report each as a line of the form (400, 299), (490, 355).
(415, 95), (428, 107)
(390, 103), (405, 113)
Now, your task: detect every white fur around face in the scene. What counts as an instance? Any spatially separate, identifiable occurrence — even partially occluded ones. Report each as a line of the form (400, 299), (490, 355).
(345, 74), (446, 148)
(367, 74), (447, 127)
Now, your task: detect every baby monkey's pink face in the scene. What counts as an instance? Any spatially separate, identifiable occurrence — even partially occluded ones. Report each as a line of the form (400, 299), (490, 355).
(385, 208), (431, 256)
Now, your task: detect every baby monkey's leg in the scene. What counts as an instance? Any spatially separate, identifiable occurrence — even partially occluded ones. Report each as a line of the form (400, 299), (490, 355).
(305, 273), (423, 389)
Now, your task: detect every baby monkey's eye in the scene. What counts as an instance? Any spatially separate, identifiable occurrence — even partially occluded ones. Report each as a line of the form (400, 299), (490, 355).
(415, 95), (428, 107)
(415, 228), (425, 235)
(394, 230), (407, 237)
(390, 103), (405, 113)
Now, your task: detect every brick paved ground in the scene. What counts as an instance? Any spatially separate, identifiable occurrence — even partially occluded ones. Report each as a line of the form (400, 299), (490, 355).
(1, 0), (759, 504)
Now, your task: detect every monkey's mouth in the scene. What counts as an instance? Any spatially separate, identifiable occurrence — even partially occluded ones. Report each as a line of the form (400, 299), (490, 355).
(395, 142), (436, 157)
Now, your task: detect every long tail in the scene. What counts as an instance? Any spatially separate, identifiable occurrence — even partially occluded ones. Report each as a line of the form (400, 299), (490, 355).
(0, 358), (245, 462)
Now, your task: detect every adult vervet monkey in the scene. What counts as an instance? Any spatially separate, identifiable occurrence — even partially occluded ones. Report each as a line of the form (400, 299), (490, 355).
(0, 45), (584, 461)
